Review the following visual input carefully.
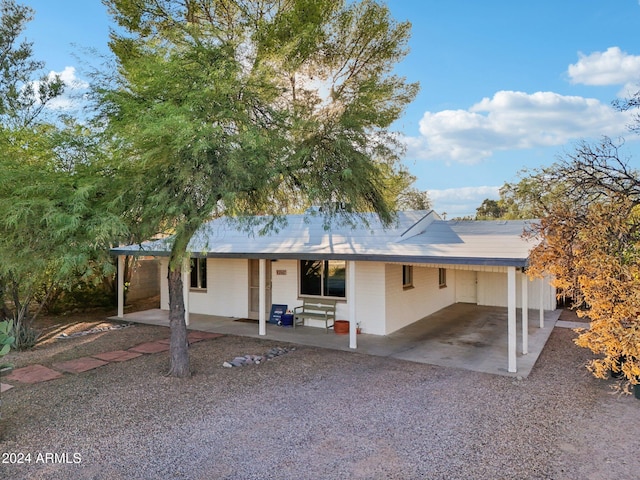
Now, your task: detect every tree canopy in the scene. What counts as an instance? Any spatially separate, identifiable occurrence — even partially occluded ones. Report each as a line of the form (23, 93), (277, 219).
(98, 0), (419, 376)
(0, 0), (125, 347)
(525, 137), (640, 389)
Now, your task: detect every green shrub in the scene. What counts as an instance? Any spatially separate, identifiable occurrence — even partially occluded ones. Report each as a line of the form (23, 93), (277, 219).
(10, 317), (40, 351)
(0, 320), (15, 363)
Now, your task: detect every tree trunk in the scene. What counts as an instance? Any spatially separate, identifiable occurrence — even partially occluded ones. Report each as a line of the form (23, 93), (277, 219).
(167, 264), (190, 377)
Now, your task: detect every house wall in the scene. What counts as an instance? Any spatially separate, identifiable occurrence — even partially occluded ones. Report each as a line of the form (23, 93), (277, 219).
(127, 257), (160, 302)
(190, 258), (248, 317)
(156, 257), (557, 333)
(159, 258), (169, 310)
(270, 259), (300, 314)
(384, 264), (456, 335)
(160, 258), (249, 317)
(352, 262), (386, 335)
(477, 271), (556, 310)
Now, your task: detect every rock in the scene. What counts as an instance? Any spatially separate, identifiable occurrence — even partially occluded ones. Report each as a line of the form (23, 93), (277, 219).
(223, 346), (293, 368)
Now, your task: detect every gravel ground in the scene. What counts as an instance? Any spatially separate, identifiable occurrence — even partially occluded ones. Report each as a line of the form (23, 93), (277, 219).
(0, 315), (638, 480)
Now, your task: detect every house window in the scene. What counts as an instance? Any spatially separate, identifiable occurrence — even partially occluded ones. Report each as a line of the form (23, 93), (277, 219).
(438, 268), (447, 288)
(190, 258), (207, 290)
(300, 260), (346, 298)
(402, 265), (414, 289)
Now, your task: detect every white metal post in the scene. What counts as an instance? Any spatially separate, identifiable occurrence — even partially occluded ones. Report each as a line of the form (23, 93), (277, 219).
(117, 255), (124, 318)
(348, 260), (357, 349)
(508, 266), (517, 373)
(521, 272), (528, 355)
(259, 259), (266, 336)
(539, 277), (545, 328)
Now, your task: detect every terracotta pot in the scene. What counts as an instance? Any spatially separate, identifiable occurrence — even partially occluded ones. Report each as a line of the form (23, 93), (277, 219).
(334, 320), (349, 334)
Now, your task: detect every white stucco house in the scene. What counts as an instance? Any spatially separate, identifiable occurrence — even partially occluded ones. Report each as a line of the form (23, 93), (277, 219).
(111, 210), (556, 373)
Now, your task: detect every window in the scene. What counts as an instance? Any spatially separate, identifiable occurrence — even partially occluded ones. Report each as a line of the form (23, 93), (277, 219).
(402, 265), (414, 289)
(190, 258), (207, 289)
(438, 268), (447, 288)
(300, 260), (346, 298)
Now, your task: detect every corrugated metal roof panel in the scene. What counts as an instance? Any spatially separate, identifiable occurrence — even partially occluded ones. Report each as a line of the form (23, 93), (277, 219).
(111, 212), (539, 267)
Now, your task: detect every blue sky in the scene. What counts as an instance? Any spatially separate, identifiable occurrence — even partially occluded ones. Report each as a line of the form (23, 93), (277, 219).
(23, 0), (640, 217)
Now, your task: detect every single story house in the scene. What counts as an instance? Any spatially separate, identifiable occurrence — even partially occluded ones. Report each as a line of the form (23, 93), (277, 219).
(111, 210), (556, 373)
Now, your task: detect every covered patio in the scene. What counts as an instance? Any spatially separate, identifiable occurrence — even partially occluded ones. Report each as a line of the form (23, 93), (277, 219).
(114, 303), (561, 377)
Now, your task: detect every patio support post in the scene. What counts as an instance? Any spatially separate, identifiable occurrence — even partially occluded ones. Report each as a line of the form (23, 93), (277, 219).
(521, 271), (528, 355)
(259, 259), (266, 336)
(507, 266), (517, 373)
(539, 277), (545, 328)
(117, 255), (124, 318)
(183, 258), (190, 326)
(348, 260), (357, 349)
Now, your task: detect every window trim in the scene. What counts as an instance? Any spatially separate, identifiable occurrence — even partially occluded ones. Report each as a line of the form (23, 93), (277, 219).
(190, 258), (207, 291)
(402, 265), (414, 290)
(299, 259), (347, 299)
(438, 268), (447, 288)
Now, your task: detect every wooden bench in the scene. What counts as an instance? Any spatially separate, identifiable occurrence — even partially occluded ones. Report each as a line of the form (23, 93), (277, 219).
(293, 299), (337, 332)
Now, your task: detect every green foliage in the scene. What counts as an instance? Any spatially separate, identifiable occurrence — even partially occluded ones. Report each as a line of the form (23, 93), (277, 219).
(44, 279), (115, 315)
(475, 168), (573, 220)
(475, 199), (504, 219)
(0, 0), (63, 127)
(0, 320), (15, 357)
(0, 1), (127, 333)
(9, 316), (40, 351)
(98, 0), (419, 376)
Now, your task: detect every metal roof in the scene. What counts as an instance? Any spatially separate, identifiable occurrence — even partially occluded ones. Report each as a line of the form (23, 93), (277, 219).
(111, 210), (539, 267)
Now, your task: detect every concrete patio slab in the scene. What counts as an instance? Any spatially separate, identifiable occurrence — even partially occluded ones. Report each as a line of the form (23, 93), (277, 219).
(5, 364), (63, 384)
(129, 341), (171, 354)
(556, 321), (589, 329)
(151, 332), (224, 346)
(115, 304), (562, 377)
(1, 382), (14, 392)
(92, 350), (143, 362)
(52, 357), (109, 374)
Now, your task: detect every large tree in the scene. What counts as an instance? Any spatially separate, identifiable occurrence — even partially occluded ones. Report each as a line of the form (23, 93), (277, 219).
(525, 138), (640, 390)
(0, 1), (126, 346)
(98, 0), (419, 376)
(0, 0), (66, 337)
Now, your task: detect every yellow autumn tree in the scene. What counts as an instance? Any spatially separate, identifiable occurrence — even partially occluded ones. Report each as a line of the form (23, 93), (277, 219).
(526, 139), (640, 391)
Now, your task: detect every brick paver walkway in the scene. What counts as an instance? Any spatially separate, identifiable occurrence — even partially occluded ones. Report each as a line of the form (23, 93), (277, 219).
(52, 357), (109, 374)
(0, 333), (224, 389)
(4, 364), (63, 384)
(92, 350), (143, 362)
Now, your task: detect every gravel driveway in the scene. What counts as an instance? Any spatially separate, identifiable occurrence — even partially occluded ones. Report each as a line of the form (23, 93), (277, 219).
(1, 323), (638, 480)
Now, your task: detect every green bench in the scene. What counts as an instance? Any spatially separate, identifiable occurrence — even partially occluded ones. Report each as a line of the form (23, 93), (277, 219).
(293, 299), (337, 332)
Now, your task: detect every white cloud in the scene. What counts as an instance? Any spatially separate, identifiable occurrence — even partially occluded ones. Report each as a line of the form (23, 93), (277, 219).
(567, 46), (640, 87)
(33, 66), (89, 111)
(404, 90), (631, 164)
(427, 186), (500, 218)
